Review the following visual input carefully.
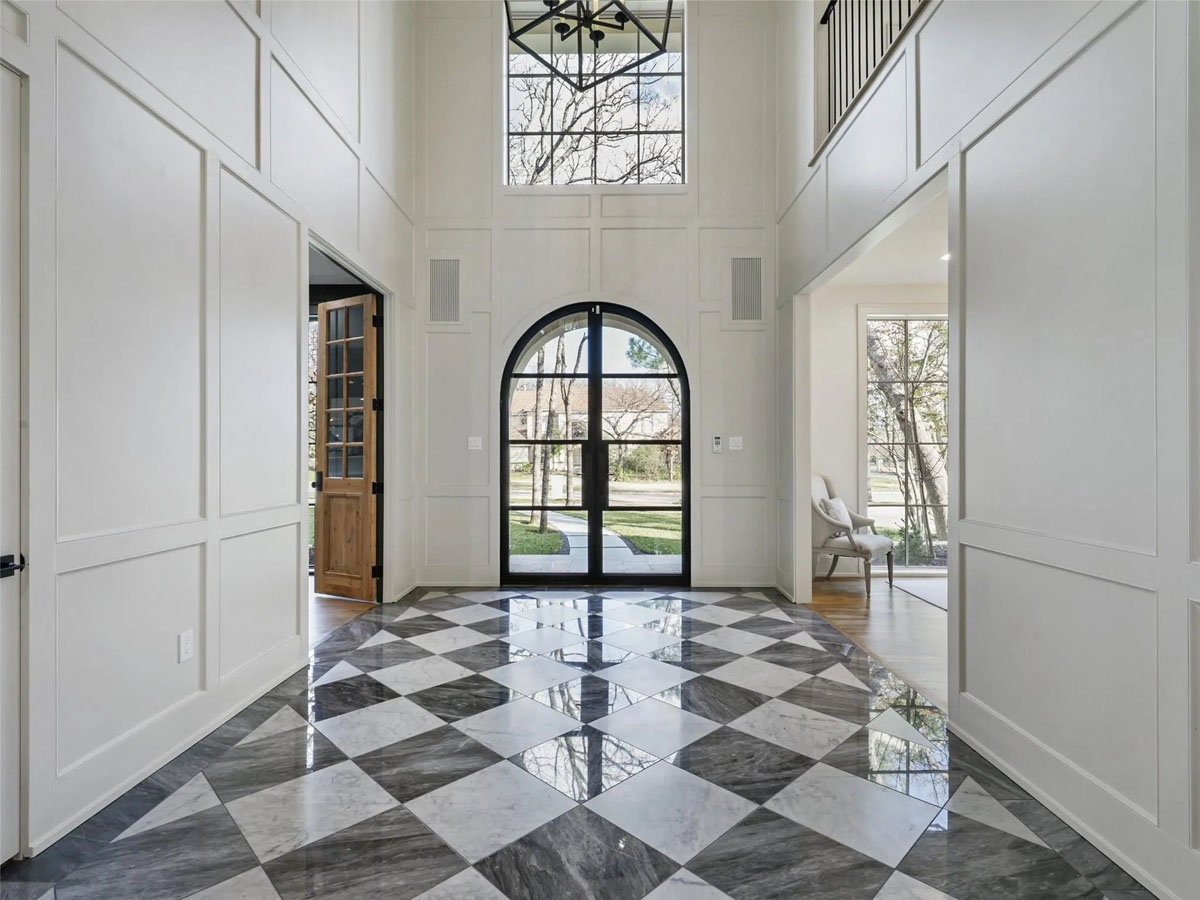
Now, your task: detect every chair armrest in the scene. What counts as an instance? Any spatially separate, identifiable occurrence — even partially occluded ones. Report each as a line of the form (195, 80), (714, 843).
(848, 511), (877, 534)
(813, 505), (860, 550)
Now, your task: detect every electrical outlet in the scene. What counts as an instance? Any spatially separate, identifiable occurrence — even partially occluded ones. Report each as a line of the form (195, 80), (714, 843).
(729, 436), (743, 451)
(178, 629), (194, 663)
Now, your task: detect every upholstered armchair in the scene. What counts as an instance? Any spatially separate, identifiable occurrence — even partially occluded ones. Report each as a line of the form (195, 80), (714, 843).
(811, 475), (894, 600)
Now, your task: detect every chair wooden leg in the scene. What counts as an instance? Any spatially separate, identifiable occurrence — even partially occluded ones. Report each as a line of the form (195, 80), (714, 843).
(863, 560), (872, 601)
(825, 556), (838, 580)
(887, 550), (894, 586)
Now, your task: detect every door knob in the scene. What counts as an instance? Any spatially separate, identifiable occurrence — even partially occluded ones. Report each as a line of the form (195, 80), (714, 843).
(0, 553), (25, 579)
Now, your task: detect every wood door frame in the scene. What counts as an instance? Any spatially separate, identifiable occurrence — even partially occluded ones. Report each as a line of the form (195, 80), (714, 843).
(313, 292), (383, 602)
(499, 302), (691, 587)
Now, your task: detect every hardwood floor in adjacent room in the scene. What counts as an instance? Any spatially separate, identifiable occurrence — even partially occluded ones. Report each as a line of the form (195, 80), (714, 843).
(808, 577), (948, 711)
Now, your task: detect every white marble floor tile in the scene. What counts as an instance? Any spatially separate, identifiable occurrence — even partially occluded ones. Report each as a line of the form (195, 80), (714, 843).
(765, 763), (940, 866)
(501, 626), (581, 654)
(597, 591), (662, 602)
(408, 626), (492, 655)
(406, 762), (576, 863)
(452, 697), (579, 757)
(705, 657), (812, 697)
(599, 603), (671, 626)
(869, 708), (935, 750)
(945, 777), (1048, 847)
(680, 605), (751, 627)
(456, 590), (523, 604)
(591, 697), (720, 758)
(816, 662), (871, 691)
(414, 868), (508, 900)
(521, 590), (591, 602)
(114, 773), (220, 841)
(314, 696), (444, 757)
(433, 604), (506, 626)
(668, 591), (734, 604)
(187, 867), (282, 899)
(596, 656), (699, 696)
(360, 630), (402, 648)
(729, 698), (859, 759)
(643, 869), (735, 900)
(237, 706), (310, 746)
(369, 656), (475, 696)
(482, 656), (580, 694)
(689, 627), (778, 656)
(758, 607), (792, 622)
(392, 607), (426, 622)
(600, 626), (682, 655)
(225, 761), (398, 862)
(783, 631), (828, 652)
(511, 604), (590, 626)
(585, 762), (755, 863)
(873, 870), (960, 900)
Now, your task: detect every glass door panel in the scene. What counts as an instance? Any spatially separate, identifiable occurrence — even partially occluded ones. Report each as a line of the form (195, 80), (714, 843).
(507, 443), (587, 508)
(508, 510), (588, 575)
(600, 376), (681, 440)
(603, 443), (683, 506)
(601, 510), (683, 575)
(507, 376), (589, 440)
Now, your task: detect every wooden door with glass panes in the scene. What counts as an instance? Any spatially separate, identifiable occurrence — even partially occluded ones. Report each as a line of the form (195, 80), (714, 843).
(315, 294), (380, 601)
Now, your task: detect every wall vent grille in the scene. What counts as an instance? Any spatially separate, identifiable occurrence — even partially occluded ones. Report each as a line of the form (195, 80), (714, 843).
(429, 259), (460, 323)
(731, 257), (763, 321)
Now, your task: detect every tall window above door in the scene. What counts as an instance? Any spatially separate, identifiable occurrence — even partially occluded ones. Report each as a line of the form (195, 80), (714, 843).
(505, 3), (684, 186)
(865, 317), (948, 567)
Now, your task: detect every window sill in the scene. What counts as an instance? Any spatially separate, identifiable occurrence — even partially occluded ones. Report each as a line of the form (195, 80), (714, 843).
(500, 183), (688, 197)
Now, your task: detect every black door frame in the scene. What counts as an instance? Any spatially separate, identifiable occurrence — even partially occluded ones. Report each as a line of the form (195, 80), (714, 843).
(500, 302), (690, 586)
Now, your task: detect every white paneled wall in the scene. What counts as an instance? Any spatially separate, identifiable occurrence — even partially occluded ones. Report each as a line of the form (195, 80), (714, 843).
(1, 0), (415, 855)
(415, 0), (778, 587)
(776, 1), (1197, 897)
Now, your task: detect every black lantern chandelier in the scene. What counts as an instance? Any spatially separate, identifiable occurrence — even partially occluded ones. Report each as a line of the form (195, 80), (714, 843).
(504, 0), (676, 91)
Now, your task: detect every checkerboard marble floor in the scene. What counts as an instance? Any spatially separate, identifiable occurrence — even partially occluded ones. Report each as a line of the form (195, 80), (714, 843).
(0, 588), (1155, 900)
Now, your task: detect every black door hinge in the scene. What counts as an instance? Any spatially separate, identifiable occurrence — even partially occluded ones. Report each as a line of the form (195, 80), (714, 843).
(372, 398), (383, 412)
(0, 554), (25, 579)
(372, 314), (383, 328)
(371, 564), (383, 579)
(372, 482), (383, 495)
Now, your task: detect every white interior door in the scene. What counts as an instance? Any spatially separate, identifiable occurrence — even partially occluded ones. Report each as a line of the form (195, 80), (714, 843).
(1, 63), (25, 863)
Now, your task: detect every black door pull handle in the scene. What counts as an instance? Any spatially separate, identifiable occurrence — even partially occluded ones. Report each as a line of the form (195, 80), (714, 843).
(0, 554), (25, 579)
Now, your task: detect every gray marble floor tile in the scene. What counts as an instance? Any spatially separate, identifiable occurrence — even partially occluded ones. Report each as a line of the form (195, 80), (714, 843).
(747, 642), (836, 674)
(687, 807), (892, 900)
(945, 777), (1048, 847)
(600, 626), (682, 655)
(652, 676), (771, 725)
(225, 761), (398, 863)
(476, 806), (678, 900)
(481, 655), (580, 694)
(314, 696), (445, 757)
(820, 726), (951, 807)
(288, 674), (400, 722)
(728, 615), (803, 640)
(452, 697), (579, 757)
(527, 674), (648, 723)
(777, 676), (874, 725)
(705, 656), (811, 697)
(646, 640), (743, 675)
(873, 871), (959, 900)
(596, 656), (698, 696)
(354, 723), (502, 802)
(689, 627), (777, 656)
(713, 595), (778, 615)
(643, 869), (734, 900)
(465, 613), (540, 639)
(406, 674), (523, 723)
(680, 604), (750, 627)
(441, 638), (536, 672)
(899, 812), (1102, 900)
(55, 806), (259, 900)
(764, 763), (940, 866)
(188, 867), (281, 899)
(406, 762), (576, 863)
(510, 725), (659, 801)
(113, 772), (220, 841)
(666, 726), (816, 804)
(584, 762), (755, 864)
(632, 596), (698, 615)
(203, 726), (346, 803)
(343, 639), (434, 673)
(385, 614), (460, 640)
(592, 697), (720, 758)
(368, 655), (476, 695)
(730, 697), (858, 759)
(413, 868), (508, 900)
(0, 884), (57, 900)
(262, 806), (466, 900)
(413, 593), (476, 613)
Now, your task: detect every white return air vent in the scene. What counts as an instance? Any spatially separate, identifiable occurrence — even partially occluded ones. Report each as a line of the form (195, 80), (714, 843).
(429, 258), (460, 323)
(731, 257), (762, 321)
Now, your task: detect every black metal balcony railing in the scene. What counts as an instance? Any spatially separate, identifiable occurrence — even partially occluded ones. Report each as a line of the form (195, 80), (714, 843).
(821, 0), (922, 135)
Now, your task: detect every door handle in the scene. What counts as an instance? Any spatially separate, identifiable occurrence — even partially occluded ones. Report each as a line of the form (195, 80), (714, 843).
(314, 471), (323, 492)
(0, 553), (25, 579)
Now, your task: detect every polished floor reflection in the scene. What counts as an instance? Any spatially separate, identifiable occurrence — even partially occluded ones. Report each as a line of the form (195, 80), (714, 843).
(0, 589), (1153, 900)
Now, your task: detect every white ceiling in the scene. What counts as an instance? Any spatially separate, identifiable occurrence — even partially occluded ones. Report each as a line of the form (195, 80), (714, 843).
(827, 192), (949, 286)
(309, 247), (364, 285)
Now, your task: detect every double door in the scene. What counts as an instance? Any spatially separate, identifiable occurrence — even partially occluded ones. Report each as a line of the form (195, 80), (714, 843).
(501, 304), (689, 585)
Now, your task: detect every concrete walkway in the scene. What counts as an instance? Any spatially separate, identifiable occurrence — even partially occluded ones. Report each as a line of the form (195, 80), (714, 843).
(509, 510), (682, 575)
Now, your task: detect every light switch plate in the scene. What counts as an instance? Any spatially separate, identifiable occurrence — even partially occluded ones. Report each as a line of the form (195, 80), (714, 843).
(467, 436), (482, 451)
(729, 436), (743, 451)
(178, 630), (194, 663)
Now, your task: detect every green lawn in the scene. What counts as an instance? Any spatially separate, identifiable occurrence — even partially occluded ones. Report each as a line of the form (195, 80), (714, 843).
(509, 512), (566, 555)
(563, 509), (682, 555)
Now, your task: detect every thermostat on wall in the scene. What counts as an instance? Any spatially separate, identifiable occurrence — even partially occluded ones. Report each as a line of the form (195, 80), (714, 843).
(712, 436), (722, 454)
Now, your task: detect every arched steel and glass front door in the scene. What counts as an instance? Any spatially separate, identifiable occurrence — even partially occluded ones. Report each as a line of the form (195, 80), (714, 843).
(501, 303), (689, 585)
